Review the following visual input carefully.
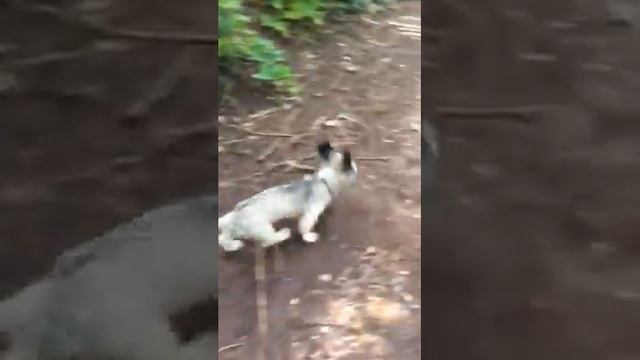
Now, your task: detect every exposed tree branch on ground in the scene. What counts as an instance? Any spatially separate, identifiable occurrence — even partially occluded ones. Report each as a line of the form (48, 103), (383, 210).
(357, 156), (392, 161)
(227, 124), (306, 138)
(218, 342), (245, 354)
(255, 108), (306, 162)
(257, 139), (283, 162)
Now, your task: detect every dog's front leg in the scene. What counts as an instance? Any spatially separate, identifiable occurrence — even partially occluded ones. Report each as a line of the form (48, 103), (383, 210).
(298, 203), (327, 243)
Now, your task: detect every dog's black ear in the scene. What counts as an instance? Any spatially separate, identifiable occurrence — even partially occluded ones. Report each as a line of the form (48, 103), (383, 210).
(317, 141), (333, 160)
(342, 151), (353, 171)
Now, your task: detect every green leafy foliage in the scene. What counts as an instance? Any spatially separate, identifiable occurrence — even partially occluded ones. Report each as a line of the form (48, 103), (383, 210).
(219, 0), (390, 96)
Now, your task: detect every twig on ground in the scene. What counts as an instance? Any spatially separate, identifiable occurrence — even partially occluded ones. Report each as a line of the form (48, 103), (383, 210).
(281, 107), (303, 133)
(338, 112), (372, 146)
(286, 132), (314, 147)
(227, 132), (313, 164)
(221, 150), (317, 187)
(226, 149), (254, 158)
(312, 116), (329, 130)
(361, 17), (382, 26)
(257, 138), (283, 162)
(219, 171), (265, 187)
(283, 161), (315, 172)
(221, 138), (251, 146)
(399, 30), (421, 39)
(387, 20), (421, 31)
(256, 108), (306, 162)
(255, 246), (268, 360)
(357, 156), (392, 161)
(220, 153), (315, 186)
(265, 153), (316, 172)
(333, 140), (357, 148)
(228, 125), (301, 138)
(225, 125), (313, 163)
(248, 106), (283, 120)
(218, 342), (245, 353)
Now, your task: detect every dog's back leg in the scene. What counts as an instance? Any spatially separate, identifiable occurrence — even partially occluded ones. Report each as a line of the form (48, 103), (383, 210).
(218, 213), (245, 252)
(218, 230), (244, 252)
(253, 221), (291, 248)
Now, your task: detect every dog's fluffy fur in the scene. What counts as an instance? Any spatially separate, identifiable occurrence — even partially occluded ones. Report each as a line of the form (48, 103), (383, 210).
(0, 195), (218, 360)
(218, 142), (358, 252)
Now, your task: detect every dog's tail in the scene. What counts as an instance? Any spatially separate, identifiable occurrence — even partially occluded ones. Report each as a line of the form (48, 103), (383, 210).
(0, 281), (51, 331)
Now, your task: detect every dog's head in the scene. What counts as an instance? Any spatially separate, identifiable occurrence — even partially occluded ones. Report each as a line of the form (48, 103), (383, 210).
(315, 141), (358, 191)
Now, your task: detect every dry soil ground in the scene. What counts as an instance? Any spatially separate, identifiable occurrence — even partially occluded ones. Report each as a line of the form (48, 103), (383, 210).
(218, 2), (422, 359)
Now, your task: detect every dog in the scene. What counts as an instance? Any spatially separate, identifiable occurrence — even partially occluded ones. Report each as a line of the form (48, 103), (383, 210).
(0, 195), (218, 360)
(218, 141), (358, 252)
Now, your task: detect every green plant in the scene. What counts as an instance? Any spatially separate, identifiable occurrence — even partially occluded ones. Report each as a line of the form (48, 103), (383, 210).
(218, 0), (299, 94)
(218, 0), (250, 64)
(247, 37), (300, 94)
(218, 0), (391, 96)
(259, 0), (326, 37)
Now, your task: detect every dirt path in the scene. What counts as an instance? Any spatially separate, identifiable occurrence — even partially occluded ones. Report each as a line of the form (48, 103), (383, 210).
(425, 0), (640, 359)
(218, 2), (422, 359)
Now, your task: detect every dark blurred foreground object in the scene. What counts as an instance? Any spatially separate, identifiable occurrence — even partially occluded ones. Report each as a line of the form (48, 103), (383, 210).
(607, 0), (640, 27)
(0, 195), (218, 359)
(422, 116), (440, 203)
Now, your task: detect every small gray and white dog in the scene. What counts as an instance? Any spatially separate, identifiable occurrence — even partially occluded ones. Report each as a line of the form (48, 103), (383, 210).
(218, 141), (358, 252)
